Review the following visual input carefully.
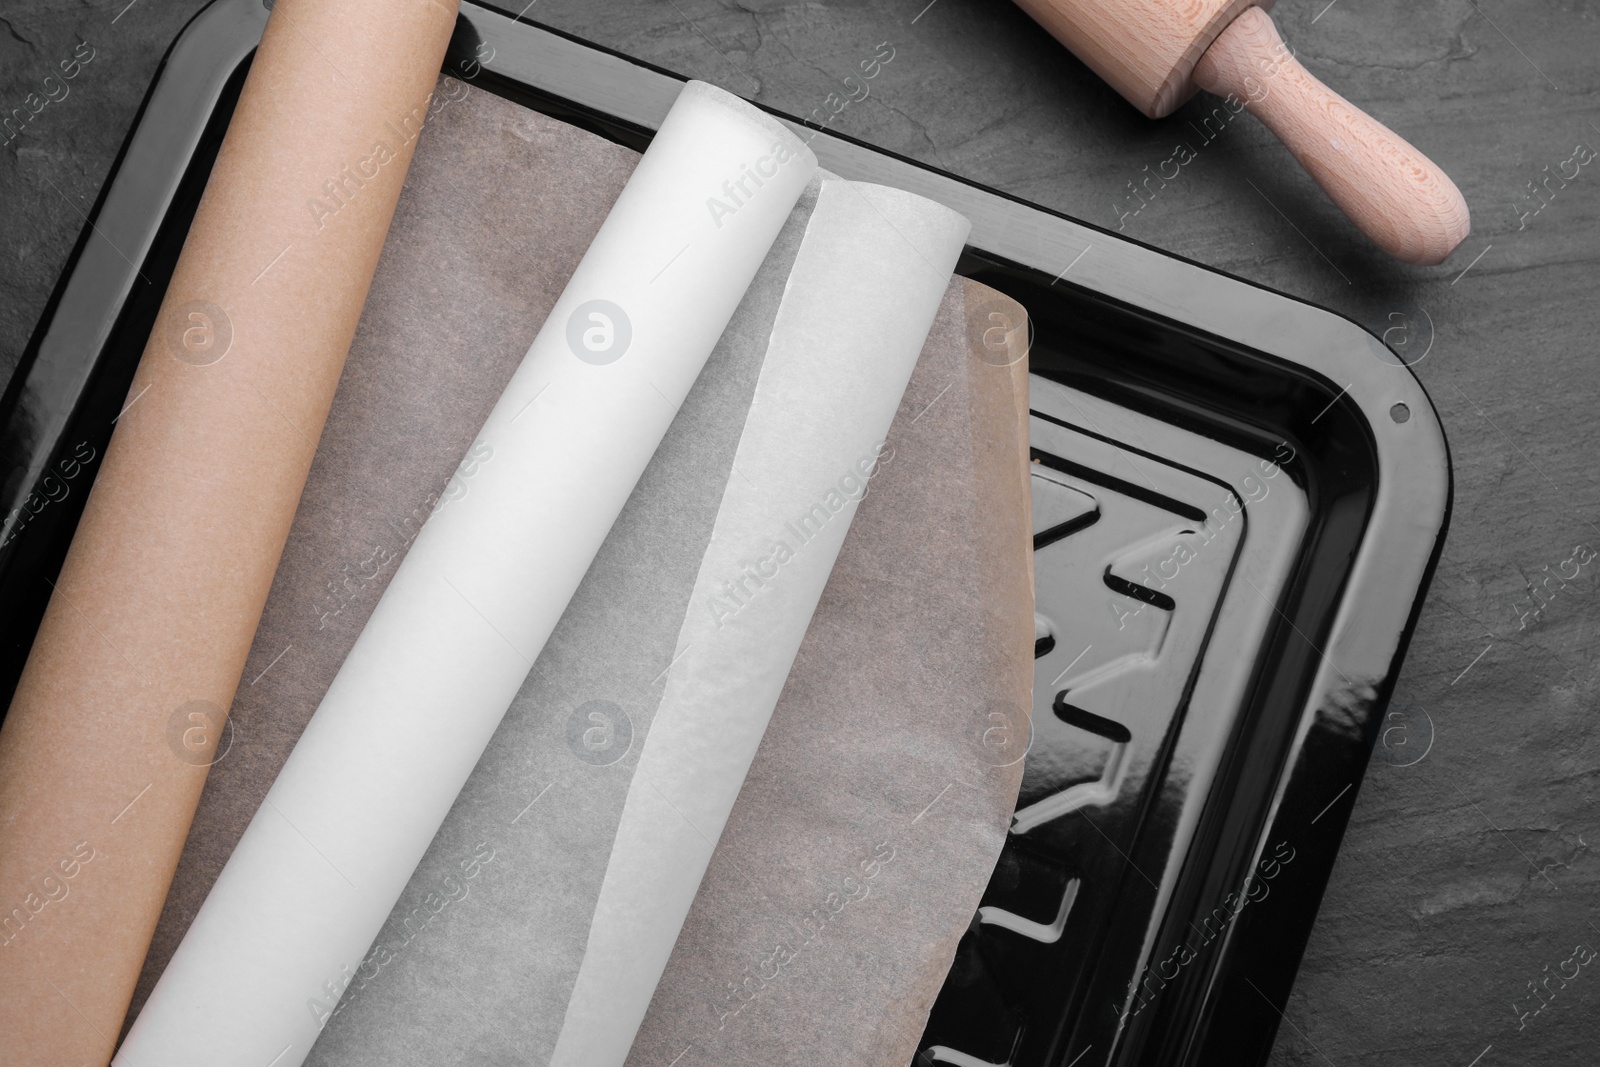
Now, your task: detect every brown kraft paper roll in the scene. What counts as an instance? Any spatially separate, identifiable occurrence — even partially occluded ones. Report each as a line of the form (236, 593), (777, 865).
(0, 1), (460, 1063)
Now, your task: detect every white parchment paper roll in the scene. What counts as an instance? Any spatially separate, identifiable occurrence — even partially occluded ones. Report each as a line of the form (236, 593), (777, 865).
(548, 175), (970, 1067)
(115, 80), (815, 1067)
(284, 163), (974, 1066)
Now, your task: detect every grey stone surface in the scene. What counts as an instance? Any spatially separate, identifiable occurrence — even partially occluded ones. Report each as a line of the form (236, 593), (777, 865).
(3, 0), (1596, 1064)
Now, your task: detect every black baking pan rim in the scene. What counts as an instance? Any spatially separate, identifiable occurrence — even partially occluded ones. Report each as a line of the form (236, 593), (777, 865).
(0, 2), (1452, 1065)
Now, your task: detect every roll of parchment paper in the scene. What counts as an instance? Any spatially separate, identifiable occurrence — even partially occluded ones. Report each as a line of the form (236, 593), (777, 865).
(307, 169), (970, 1067)
(0, 1), (459, 1063)
(548, 175), (970, 1067)
(114, 80), (816, 1067)
(625, 275), (1035, 1067)
(123, 76), (646, 1035)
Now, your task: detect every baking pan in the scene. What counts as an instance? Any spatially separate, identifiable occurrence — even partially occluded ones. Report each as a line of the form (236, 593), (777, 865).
(0, 2), (1451, 1065)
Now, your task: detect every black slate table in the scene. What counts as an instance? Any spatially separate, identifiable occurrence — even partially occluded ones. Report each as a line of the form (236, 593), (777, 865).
(2, 1), (1595, 1064)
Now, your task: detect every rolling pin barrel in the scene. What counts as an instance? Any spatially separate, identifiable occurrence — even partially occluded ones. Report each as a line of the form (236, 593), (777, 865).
(1013, 0), (1262, 118)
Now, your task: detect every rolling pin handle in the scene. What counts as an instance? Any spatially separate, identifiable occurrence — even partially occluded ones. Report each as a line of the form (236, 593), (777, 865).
(1193, 7), (1470, 265)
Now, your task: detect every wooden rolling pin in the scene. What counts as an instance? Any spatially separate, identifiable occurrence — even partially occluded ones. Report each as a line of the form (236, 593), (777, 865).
(1016, 0), (1470, 264)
